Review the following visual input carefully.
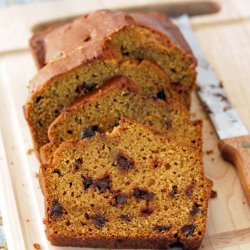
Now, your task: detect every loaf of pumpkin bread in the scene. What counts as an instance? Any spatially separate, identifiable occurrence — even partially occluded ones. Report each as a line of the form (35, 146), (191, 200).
(40, 118), (212, 249)
(40, 76), (202, 164)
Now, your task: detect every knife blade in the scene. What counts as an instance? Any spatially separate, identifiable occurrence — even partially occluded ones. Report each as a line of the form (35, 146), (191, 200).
(176, 15), (250, 204)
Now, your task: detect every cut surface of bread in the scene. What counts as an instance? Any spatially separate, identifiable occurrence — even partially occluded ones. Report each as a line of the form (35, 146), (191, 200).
(30, 10), (196, 105)
(40, 76), (202, 164)
(40, 118), (212, 249)
(25, 54), (177, 155)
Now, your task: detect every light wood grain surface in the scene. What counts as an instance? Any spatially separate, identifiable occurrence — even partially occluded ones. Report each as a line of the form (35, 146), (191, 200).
(0, 0), (249, 249)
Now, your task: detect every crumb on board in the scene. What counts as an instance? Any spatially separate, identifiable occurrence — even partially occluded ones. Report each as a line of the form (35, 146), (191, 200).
(33, 243), (41, 249)
(210, 190), (217, 199)
(190, 112), (197, 118)
(210, 131), (213, 135)
(26, 219), (30, 223)
(223, 105), (231, 112)
(211, 157), (215, 162)
(35, 172), (39, 178)
(206, 150), (214, 155)
(27, 148), (34, 155)
(243, 201), (246, 205)
(10, 161), (14, 165)
(219, 81), (224, 88)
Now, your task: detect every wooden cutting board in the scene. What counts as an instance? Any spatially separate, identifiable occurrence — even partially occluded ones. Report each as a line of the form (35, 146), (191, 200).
(0, 0), (249, 249)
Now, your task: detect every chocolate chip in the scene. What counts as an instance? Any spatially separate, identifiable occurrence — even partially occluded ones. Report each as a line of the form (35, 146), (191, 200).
(81, 128), (96, 139)
(54, 109), (60, 115)
(181, 224), (196, 236)
(133, 188), (154, 201)
(120, 214), (131, 222)
(91, 125), (99, 132)
(49, 200), (63, 218)
(170, 185), (178, 197)
(165, 119), (172, 129)
(84, 213), (90, 220)
(121, 46), (130, 56)
(190, 203), (200, 216)
(90, 214), (106, 229)
(37, 120), (43, 127)
(116, 154), (134, 170)
(75, 83), (85, 93)
(154, 225), (171, 232)
(156, 90), (166, 100)
(84, 36), (91, 42)
(53, 169), (61, 176)
(35, 96), (43, 103)
(171, 82), (184, 90)
(74, 157), (83, 171)
(80, 125), (99, 139)
(67, 130), (73, 134)
(210, 190), (217, 198)
(184, 183), (194, 197)
(114, 194), (127, 205)
(95, 176), (110, 192)
(151, 159), (162, 168)
(113, 121), (119, 127)
(75, 82), (96, 94)
(83, 176), (93, 190)
(140, 207), (154, 216)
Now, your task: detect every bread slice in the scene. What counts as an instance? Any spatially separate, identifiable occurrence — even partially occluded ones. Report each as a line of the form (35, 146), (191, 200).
(40, 118), (212, 249)
(24, 53), (179, 156)
(30, 10), (196, 106)
(40, 76), (202, 164)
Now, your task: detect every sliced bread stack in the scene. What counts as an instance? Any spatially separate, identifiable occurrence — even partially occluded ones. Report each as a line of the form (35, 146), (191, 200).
(24, 9), (212, 249)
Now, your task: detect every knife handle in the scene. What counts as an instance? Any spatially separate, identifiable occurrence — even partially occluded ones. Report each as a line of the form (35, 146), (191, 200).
(218, 135), (250, 205)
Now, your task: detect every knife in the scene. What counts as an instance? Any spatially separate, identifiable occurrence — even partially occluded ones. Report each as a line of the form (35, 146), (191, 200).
(176, 15), (250, 204)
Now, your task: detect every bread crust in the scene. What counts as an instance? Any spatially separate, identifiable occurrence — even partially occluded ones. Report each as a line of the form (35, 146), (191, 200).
(30, 10), (195, 69)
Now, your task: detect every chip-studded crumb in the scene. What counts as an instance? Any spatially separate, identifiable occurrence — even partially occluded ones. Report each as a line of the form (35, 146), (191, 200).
(40, 118), (212, 249)
(40, 76), (202, 164)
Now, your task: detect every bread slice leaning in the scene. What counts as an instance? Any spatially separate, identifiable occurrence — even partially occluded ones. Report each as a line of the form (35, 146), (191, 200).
(24, 52), (178, 157)
(40, 118), (212, 249)
(40, 76), (202, 164)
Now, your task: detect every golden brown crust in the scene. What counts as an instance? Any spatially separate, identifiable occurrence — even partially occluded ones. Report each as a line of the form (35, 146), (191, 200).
(28, 43), (120, 94)
(30, 10), (195, 69)
(46, 233), (201, 249)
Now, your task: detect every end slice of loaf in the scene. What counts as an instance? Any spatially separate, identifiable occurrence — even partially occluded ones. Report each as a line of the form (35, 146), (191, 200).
(30, 10), (196, 106)
(40, 76), (202, 164)
(40, 118), (212, 249)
